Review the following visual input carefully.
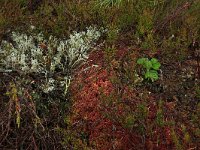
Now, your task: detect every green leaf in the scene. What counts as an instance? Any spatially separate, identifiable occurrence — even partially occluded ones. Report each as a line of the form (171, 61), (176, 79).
(151, 58), (158, 63)
(151, 58), (161, 70)
(152, 63), (161, 70)
(145, 70), (158, 81)
(137, 58), (146, 65)
(144, 60), (152, 70)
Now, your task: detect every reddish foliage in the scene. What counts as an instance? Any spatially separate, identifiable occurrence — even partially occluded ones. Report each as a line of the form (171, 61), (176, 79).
(71, 65), (142, 149)
(71, 48), (191, 149)
(71, 49), (144, 149)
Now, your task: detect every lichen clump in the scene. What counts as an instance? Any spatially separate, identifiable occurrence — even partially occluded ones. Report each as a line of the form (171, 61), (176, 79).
(0, 26), (105, 93)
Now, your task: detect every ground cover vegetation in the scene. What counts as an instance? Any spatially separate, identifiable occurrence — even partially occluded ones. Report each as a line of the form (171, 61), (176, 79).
(0, 0), (199, 149)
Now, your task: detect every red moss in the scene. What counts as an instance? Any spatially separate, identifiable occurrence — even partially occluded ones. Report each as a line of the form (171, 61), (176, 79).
(70, 48), (188, 149)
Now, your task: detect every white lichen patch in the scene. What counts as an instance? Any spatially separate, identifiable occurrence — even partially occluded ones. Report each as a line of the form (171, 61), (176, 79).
(0, 26), (105, 93)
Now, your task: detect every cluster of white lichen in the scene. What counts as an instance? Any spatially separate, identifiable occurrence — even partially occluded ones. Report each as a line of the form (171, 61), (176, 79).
(0, 26), (104, 93)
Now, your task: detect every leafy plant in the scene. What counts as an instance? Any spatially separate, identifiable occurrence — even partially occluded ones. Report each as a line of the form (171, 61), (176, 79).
(137, 57), (161, 81)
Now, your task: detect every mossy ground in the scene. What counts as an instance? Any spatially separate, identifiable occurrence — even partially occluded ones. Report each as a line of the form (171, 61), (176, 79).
(0, 0), (199, 149)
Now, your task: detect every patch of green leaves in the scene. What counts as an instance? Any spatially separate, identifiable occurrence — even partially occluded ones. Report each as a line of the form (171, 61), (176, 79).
(137, 57), (161, 81)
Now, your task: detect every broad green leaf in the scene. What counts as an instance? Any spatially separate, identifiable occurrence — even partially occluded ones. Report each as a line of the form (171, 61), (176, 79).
(151, 58), (158, 64)
(145, 70), (158, 81)
(151, 58), (161, 70)
(144, 60), (152, 70)
(152, 62), (161, 70)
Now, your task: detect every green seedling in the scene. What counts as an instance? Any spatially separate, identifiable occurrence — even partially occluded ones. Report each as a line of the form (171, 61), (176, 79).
(137, 57), (161, 81)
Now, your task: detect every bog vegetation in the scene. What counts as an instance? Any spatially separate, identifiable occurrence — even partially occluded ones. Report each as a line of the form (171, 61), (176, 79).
(0, 0), (199, 149)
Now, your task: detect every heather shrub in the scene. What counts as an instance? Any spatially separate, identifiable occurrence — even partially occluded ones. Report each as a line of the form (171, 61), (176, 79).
(30, 0), (98, 37)
(0, 0), (27, 40)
